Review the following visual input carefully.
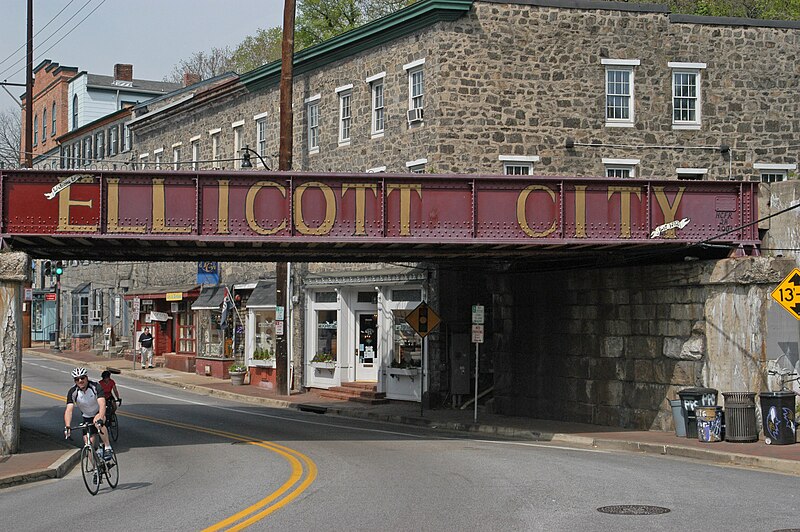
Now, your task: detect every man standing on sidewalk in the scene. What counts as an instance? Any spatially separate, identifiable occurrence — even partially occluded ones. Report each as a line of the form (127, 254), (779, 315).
(139, 326), (154, 369)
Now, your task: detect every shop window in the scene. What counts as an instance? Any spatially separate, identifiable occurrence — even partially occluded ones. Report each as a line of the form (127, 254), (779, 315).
(178, 312), (195, 353)
(252, 310), (276, 363)
(391, 289), (422, 302)
(315, 291), (337, 303)
(392, 309), (421, 367)
(315, 309), (338, 362)
(197, 309), (224, 357)
(357, 291), (377, 304)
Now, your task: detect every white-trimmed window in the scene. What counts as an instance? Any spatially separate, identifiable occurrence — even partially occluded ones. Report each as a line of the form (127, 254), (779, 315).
(232, 120), (244, 169)
(500, 155), (540, 175)
(603, 158), (640, 178)
(404, 59), (425, 125)
(95, 132), (104, 159)
(51, 102), (56, 136)
(676, 168), (708, 181)
(33, 116), (38, 146)
(209, 128), (221, 168)
(366, 166), (386, 173)
(602, 59), (639, 127)
(190, 136), (200, 170)
(669, 62), (706, 129)
(138, 152), (149, 170)
(306, 95), (320, 153)
(406, 158), (427, 174)
(42, 108), (47, 139)
(84, 137), (92, 164)
(173, 142), (182, 170)
(254, 113), (268, 166)
(367, 72), (386, 137)
(153, 148), (163, 169)
(108, 126), (118, 156)
(754, 163), (796, 183)
(122, 123), (131, 152)
(337, 84), (353, 145)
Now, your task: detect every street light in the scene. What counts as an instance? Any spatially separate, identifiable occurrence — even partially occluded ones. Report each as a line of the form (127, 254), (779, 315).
(239, 145), (270, 170)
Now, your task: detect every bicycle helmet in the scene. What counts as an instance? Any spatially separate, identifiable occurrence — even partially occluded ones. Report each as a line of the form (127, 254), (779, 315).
(71, 367), (88, 378)
(101, 370), (111, 379)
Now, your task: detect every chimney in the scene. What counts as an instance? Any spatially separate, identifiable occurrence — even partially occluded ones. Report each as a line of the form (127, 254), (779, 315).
(114, 64), (133, 82)
(183, 72), (201, 87)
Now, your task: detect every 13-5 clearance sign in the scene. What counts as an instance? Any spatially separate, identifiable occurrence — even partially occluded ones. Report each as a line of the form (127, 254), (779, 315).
(0, 171), (757, 245)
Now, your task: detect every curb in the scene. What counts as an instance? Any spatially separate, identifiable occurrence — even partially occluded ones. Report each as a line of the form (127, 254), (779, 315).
(0, 448), (80, 489)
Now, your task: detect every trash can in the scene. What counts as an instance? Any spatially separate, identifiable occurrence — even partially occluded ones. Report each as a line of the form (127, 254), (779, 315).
(759, 391), (797, 445)
(697, 406), (724, 442)
(678, 387), (718, 439)
(722, 392), (758, 442)
(670, 399), (687, 437)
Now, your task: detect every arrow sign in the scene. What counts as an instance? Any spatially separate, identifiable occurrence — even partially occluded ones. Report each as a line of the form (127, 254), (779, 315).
(771, 268), (800, 320)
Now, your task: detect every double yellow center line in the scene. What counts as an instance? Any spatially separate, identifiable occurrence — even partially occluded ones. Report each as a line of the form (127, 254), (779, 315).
(23, 384), (317, 531)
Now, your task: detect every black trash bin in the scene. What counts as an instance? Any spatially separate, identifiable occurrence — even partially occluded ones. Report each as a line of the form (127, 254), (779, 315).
(678, 387), (718, 439)
(723, 392), (758, 443)
(759, 391), (797, 445)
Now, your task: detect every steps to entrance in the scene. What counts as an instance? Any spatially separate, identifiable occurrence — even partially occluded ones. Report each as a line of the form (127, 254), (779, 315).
(319, 382), (388, 405)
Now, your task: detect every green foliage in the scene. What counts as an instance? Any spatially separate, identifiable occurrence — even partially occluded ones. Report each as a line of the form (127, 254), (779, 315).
(252, 346), (275, 361)
(230, 27), (284, 73)
(229, 364), (247, 372)
(311, 352), (336, 363)
(296, 0), (364, 49)
(625, 0), (800, 19)
(390, 358), (422, 369)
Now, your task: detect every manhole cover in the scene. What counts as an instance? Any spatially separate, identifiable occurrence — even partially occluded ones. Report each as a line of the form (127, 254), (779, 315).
(597, 505), (671, 516)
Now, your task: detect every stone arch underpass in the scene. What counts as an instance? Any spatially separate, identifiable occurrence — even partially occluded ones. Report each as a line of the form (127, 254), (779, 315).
(3, 169), (776, 453)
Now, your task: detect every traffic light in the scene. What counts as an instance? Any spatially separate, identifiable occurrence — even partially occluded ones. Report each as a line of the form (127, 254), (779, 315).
(43, 260), (52, 276)
(55, 260), (64, 276)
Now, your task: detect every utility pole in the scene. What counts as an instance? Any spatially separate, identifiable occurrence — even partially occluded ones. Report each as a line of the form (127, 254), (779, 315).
(275, 0), (296, 396)
(24, 0), (33, 168)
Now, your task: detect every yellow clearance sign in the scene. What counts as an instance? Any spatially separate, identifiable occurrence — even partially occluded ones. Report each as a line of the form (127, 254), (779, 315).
(166, 292), (183, 301)
(771, 268), (800, 320)
(405, 302), (441, 338)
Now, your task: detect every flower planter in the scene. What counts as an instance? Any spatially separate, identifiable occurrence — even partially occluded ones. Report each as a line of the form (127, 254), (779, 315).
(387, 368), (420, 378)
(249, 359), (276, 368)
(311, 361), (336, 371)
(386, 368), (421, 402)
(230, 371), (246, 385)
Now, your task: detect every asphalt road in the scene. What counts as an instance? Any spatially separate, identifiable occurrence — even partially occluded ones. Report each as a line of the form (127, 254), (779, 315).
(5, 355), (800, 531)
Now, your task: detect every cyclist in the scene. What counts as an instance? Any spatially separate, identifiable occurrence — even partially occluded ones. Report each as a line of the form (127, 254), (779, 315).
(99, 370), (122, 418)
(64, 367), (114, 460)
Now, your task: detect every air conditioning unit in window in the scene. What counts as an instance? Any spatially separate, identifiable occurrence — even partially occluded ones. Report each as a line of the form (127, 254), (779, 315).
(90, 309), (102, 323)
(407, 108), (424, 124)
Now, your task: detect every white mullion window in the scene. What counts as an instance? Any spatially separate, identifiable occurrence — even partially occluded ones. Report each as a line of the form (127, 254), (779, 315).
(754, 163), (796, 183)
(406, 158), (427, 174)
(232, 120), (245, 170)
(172, 142), (182, 170)
(603, 158), (640, 178)
(153, 148), (163, 169)
(500, 155), (540, 175)
(669, 62), (706, 129)
(602, 59), (639, 127)
(95, 132), (104, 160)
(676, 168), (708, 181)
(190, 136), (200, 170)
(306, 94), (320, 154)
(367, 72), (386, 137)
(337, 84), (353, 145)
(254, 112), (268, 167)
(209, 128), (221, 169)
(404, 59), (425, 126)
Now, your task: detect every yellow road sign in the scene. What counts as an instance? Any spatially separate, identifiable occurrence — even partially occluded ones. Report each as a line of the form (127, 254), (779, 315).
(405, 301), (441, 338)
(771, 268), (800, 320)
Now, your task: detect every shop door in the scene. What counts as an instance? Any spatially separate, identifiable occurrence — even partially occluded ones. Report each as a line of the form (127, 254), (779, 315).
(355, 312), (378, 381)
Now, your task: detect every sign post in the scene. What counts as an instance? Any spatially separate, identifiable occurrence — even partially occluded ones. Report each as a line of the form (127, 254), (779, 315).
(771, 268), (800, 320)
(405, 301), (442, 415)
(471, 305), (484, 422)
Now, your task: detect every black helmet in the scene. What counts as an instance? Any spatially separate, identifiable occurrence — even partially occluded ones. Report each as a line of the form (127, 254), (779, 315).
(101, 370), (111, 379)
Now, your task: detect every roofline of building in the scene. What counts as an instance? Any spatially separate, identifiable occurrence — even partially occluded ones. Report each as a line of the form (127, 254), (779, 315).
(56, 108), (132, 143)
(670, 13), (800, 29)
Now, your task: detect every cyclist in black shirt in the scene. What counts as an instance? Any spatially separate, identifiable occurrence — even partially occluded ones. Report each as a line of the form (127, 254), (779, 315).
(64, 367), (114, 460)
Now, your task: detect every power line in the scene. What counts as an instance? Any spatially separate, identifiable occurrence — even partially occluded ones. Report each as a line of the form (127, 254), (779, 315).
(0, 0), (78, 71)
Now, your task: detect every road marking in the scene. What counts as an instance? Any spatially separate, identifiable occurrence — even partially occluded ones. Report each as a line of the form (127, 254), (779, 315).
(22, 384), (317, 531)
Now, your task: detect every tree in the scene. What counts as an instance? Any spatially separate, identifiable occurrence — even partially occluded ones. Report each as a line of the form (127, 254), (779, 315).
(0, 108), (21, 169)
(230, 27), (284, 73)
(295, 0), (364, 49)
(164, 47), (234, 84)
(627, 0), (800, 19)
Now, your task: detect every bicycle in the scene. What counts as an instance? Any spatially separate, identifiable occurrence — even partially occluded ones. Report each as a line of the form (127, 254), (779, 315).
(65, 420), (119, 495)
(106, 398), (121, 442)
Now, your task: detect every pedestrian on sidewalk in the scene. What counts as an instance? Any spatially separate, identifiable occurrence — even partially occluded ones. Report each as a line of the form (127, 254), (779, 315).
(139, 326), (154, 369)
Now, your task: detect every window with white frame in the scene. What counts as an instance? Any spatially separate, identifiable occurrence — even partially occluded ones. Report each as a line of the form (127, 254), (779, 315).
(306, 95), (320, 153)
(500, 155), (540, 175)
(254, 113), (267, 166)
(209, 128), (221, 168)
(406, 158), (427, 174)
(669, 62), (705, 129)
(84, 137), (92, 164)
(173, 143), (182, 170)
(191, 136), (200, 170)
(154, 148), (163, 169)
(72, 95), (78, 129)
(602, 59), (639, 127)
(138, 153), (149, 170)
(603, 158), (640, 178)
(95, 132), (104, 159)
(366, 166), (386, 173)
(33, 116), (38, 146)
(404, 59), (425, 125)
(754, 163), (796, 183)
(42, 108), (47, 139)
(337, 85), (353, 145)
(367, 72), (386, 136)
(51, 102), (56, 136)
(108, 126), (117, 156)
(676, 168), (707, 180)
(122, 123), (131, 152)
(232, 120), (244, 169)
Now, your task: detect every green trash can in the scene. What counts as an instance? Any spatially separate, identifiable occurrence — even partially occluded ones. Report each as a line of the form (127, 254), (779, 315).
(678, 387), (718, 439)
(760, 391), (796, 445)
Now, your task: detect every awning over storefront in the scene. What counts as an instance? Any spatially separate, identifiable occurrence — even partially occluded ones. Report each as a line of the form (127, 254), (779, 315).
(191, 285), (228, 310)
(122, 284), (201, 300)
(246, 281), (276, 308)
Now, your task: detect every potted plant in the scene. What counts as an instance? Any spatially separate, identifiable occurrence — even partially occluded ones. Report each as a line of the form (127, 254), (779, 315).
(229, 363), (247, 385)
(387, 358), (421, 378)
(251, 346), (275, 367)
(310, 352), (336, 370)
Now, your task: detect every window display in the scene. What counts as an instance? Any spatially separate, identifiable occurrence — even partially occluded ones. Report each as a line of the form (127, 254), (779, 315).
(314, 309), (337, 362)
(392, 309), (421, 367)
(251, 310), (276, 363)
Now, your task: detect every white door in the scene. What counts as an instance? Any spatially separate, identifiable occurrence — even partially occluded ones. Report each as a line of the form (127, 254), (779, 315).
(355, 311), (378, 381)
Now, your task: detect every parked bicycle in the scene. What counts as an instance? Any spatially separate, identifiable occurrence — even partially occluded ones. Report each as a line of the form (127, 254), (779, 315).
(65, 420), (119, 495)
(768, 370), (800, 392)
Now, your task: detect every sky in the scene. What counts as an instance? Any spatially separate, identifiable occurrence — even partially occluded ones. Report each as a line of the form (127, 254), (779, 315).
(0, 0), (284, 114)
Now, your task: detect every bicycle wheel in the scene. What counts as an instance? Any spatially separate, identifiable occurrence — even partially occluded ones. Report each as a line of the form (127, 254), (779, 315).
(81, 446), (100, 495)
(104, 450), (119, 488)
(109, 412), (119, 442)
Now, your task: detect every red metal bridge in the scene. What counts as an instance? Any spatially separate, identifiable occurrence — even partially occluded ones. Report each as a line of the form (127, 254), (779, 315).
(0, 170), (758, 263)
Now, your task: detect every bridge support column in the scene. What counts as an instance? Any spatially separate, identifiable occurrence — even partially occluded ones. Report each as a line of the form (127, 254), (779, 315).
(0, 252), (30, 455)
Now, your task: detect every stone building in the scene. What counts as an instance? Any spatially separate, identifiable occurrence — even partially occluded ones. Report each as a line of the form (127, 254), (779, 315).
(54, 0), (800, 430)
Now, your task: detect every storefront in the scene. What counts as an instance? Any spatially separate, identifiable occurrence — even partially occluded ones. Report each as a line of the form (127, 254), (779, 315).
(244, 280), (277, 388)
(302, 268), (426, 401)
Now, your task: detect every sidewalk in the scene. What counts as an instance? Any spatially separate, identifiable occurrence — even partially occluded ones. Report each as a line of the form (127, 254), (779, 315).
(4, 347), (799, 489)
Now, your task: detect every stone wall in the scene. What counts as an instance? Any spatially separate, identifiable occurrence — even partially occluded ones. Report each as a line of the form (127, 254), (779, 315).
(487, 257), (794, 430)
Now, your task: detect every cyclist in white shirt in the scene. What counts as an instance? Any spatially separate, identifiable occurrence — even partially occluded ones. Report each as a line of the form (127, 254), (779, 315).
(64, 367), (114, 460)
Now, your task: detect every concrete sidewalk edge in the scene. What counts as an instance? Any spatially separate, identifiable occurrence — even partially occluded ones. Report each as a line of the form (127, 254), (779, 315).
(0, 448), (80, 489)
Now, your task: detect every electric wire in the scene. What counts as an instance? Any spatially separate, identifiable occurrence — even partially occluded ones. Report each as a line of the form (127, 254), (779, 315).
(0, 0), (79, 72)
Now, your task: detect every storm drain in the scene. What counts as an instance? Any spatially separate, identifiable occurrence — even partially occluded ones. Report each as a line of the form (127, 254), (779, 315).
(597, 505), (671, 516)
